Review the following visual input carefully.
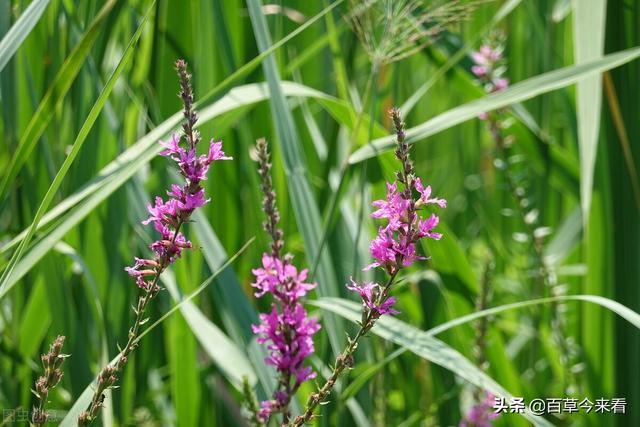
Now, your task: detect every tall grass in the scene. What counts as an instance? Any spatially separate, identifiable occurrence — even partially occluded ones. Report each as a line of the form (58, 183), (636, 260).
(0, 1), (639, 426)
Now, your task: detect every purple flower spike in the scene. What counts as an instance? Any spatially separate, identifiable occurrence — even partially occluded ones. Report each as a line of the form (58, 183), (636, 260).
(471, 42), (510, 120)
(366, 171), (445, 274)
(125, 62), (231, 291)
(251, 139), (319, 423)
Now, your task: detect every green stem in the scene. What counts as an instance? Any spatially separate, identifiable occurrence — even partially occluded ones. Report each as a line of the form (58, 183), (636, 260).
(77, 219), (184, 426)
(291, 269), (398, 426)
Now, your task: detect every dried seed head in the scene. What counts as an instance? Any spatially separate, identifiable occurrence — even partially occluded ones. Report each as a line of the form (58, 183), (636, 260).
(348, 0), (480, 66)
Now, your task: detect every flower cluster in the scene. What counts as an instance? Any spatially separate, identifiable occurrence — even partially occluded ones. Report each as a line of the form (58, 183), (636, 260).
(124, 61), (231, 291)
(346, 279), (399, 316)
(348, 110), (446, 318)
(471, 43), (509, 121)
(471, 44), (509, 93)
(292, 108), (446, 427)
(251, 138), (319, 423)
(460, 392), (500, 427)
(348, 108), (446, 325)
(366, 179), (446, 272)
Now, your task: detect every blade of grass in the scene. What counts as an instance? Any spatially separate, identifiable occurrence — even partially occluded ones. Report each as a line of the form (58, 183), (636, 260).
(196, 0), (344, 108)
(603, 71), (640, 212)
(573, 0), (607, 224)
(0, 0), (118, 201)
(162, 269), (256, 388)
(0, 82), (343, 298)
(248, 0), (345, 353)
(400, 0), (523, 116)
(0, 81), (341, 255)
(0, 1), (154, 300)
(312, 298), (554, 427)
(0, 0), (50, 72)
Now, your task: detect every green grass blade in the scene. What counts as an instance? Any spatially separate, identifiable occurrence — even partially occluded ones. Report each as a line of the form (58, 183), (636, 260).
(0, 1), (153, 300)
(190, 209), (276, 392)
(162, 270), (257, 388)
(0, 0), (118, 201)
(422, 295), (640, 336)
(0, 0), (50, 72)
(400, 0), (523, 116)
(196, 0), (344, 107)
(350, 47), (640, 164)
(312, 298), (554, 427)
(573, 0), (607, 223)
(0, 82), (336, 255)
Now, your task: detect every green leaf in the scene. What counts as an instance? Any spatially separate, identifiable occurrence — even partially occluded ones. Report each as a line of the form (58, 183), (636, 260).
(573, 0), (607, 224)
(312, 298), (554, 427)
(349, 47), (640, 164)
(425, 295), (640, 336)
(314, 292), (640, 414)
(190, 210), (276, 393)
(161, 269), (258, 388)
(0, 0), (50, 72)
(0, 0), (118, 201)
(400, 0), (523, 116)
(543, 206), (582, 266)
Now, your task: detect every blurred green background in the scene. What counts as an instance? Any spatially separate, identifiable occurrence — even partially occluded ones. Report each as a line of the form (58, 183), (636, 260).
(0, 0), (639, 426)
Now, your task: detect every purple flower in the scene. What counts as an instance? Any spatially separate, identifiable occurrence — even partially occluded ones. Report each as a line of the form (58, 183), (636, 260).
(252, 303), (320, 384)
(366, 176), (445, 273)
(460, 393), (500, 427)
(142, 197), (179, 226)
(251, 253), (320, 420)
(493, 78), (509, 91)
(414, 177), (447, 208)
(126, 130), (230, 289)
(371, 182), (410, 230)
(251, 254), (316, 301)
(471, 43), (510, 120)
(346, 279), (400, 315)
(418, 214), (443, 240)
(159, 134), (184, 159)
(471, 65), (487, 77)
(207, 140), (232, 162)
(251, 138), (319, 422)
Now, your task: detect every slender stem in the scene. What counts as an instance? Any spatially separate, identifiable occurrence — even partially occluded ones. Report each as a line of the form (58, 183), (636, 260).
(78, 220), (184, 426)
(489, 116), (575, 392)
(472, 260), (493, 403)
(291, 270), (398, 427)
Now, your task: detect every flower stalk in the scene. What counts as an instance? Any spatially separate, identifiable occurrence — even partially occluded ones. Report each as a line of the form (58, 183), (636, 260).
(292, 108), (446, 426)
(250, 138), (320, 424)
(472, 39), (576, 398)
(77, 60), (231, 426)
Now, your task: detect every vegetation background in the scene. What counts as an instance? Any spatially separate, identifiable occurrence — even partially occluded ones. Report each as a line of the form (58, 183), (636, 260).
(0, 0), (639, 426)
